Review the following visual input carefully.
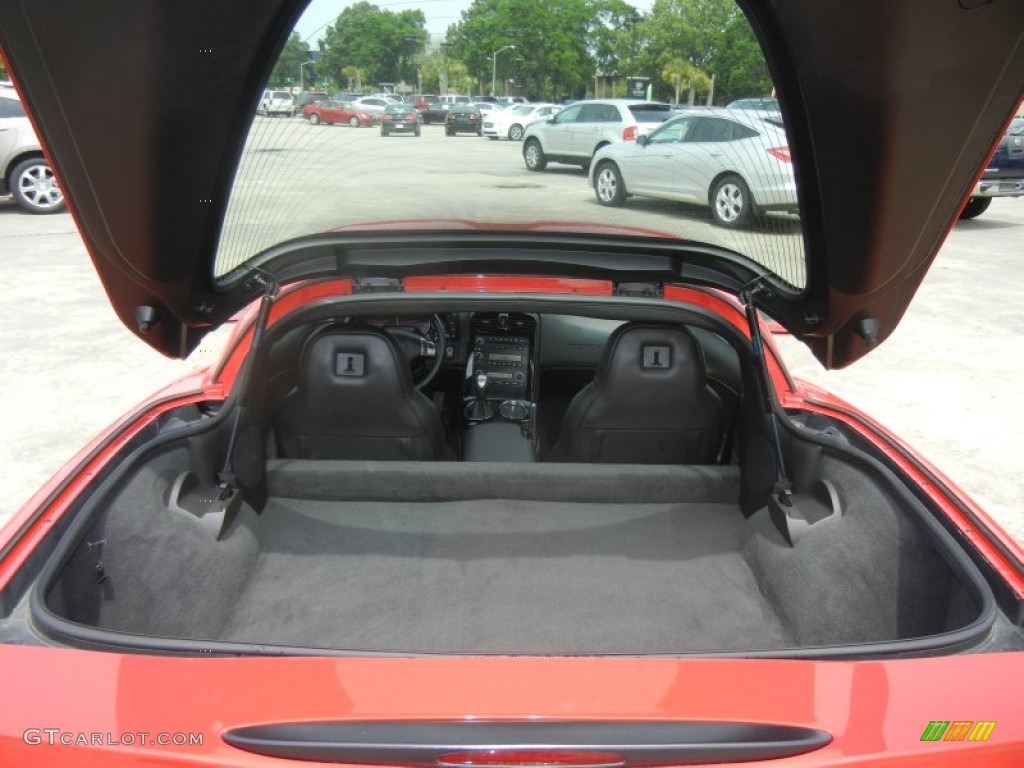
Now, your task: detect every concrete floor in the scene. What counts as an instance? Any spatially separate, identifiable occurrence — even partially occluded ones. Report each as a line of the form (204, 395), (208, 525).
(0, 128), (1021, 549)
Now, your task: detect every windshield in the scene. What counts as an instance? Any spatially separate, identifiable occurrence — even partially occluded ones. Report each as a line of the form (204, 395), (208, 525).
(217, 0), (806, 289)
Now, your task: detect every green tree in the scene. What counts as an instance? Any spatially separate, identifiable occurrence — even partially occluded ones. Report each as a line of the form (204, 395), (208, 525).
(590, 0), (641, 78)
(635, 0), (771, 104)
(709, 13), (772, 103)
(319, 3), (426, 90)
(447, 0), (601, 100)
(270, 32), (310, 89)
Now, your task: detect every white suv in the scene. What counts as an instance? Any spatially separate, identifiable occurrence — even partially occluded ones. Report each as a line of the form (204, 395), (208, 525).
(483, 103), (561, 141)
(258, 89), (295, 117)
(522, 100), (674, 171)
(0, 93), (65, 214)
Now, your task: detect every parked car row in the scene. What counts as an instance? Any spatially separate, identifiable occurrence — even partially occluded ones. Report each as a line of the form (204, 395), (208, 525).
(277, 90), (1017, 231)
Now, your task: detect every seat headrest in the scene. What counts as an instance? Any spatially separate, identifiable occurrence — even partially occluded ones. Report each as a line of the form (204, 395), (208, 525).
(300, 327), (415, 416)
(596, 322), (707, 394)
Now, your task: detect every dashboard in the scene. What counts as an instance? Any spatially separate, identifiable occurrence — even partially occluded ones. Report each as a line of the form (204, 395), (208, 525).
(362, 312), (739, 390)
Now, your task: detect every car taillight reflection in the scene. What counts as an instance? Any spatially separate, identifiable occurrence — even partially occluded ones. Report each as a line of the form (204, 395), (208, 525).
(622, 125), (638, 141)
(767, 146), (793, 163)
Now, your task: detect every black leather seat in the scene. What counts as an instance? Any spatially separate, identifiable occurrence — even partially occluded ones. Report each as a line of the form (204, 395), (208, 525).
(276, 327), (450, 460)
(553, 323), (724, 464)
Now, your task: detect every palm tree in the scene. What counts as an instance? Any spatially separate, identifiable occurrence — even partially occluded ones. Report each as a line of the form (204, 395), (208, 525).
(341, 65), (363, 92)
(661, 59), (712, 106)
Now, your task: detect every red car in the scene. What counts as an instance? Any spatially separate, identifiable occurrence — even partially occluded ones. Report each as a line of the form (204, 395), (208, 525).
(302, 99), (373, 127)
(1, 0), (1023, 766)
(409, 93), (439, 111)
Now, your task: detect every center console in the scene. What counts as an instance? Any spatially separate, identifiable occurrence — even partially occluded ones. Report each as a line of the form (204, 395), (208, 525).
(463, 312), (538, 461)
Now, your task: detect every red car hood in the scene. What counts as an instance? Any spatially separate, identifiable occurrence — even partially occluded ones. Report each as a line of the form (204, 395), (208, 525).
(0, 0), (1021, 366)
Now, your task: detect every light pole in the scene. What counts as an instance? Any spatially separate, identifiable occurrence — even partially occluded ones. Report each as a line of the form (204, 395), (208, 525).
(299, 60), (315, 91)
(440, 42), (451, 95)
(491, 44), (516, 98)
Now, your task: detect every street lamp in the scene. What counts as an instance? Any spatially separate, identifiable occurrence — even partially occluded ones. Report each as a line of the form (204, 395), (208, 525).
(626, 15), (641, 78)
(491, 44), (516, 98)
(299, 60), (315, 91)
(440, 42), (451, 95)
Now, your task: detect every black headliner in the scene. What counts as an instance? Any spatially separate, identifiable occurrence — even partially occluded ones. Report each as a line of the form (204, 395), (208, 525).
(0, 0), (1021, 366)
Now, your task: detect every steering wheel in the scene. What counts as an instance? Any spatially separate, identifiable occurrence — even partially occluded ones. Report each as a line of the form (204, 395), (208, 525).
(384, 314), (446, 390)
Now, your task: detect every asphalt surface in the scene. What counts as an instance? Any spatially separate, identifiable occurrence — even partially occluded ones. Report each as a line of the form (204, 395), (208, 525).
(0, 123), (1021, 549)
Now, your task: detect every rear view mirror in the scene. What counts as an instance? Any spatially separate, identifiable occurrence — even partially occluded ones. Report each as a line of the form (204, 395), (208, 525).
(637, 135), (650, 146)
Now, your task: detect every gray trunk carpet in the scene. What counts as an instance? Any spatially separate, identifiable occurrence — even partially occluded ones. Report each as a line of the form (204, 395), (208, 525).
(218, 498), (793, 653)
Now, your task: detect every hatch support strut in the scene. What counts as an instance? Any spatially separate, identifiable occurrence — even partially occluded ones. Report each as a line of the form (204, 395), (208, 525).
(214, 272), (279, 534)
(740, 281), (801, 545)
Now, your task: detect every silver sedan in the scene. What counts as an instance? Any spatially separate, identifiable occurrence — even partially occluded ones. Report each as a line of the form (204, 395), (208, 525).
(589, 109), (797, 228)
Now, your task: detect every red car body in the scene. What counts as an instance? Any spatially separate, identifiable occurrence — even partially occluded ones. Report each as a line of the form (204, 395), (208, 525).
(1, 0), (1023, 765)
(1, 276), (1022, 765)
(302, 100), (374, 127)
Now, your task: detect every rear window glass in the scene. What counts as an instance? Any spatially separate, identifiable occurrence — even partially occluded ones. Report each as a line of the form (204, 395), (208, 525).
(628, 104), (674, 123)
(688, 118), (735, 142)
(218, 0), (808, 291)
(730, 122), (760, 139)
(0, 97), (27, 118)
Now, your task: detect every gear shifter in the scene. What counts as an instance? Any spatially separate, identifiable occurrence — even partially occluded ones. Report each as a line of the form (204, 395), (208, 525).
(465, 371), (493, 421)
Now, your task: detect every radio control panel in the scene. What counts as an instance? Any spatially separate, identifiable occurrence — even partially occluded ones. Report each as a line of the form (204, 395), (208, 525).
(473, 335), (530, 396)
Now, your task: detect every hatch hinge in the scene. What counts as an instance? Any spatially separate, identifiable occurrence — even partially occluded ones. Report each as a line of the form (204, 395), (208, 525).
(214, 270), (278, 533)
(741, 279), (803, 546)
(353, 277), (404, 294)
(615, 282), (662, 298)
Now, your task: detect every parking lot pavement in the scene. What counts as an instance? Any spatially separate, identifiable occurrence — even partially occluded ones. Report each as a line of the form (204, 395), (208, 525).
(0, 125), (1021, 547)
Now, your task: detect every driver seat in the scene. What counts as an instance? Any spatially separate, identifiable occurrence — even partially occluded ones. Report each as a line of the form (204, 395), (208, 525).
(275, 327), (451, 460)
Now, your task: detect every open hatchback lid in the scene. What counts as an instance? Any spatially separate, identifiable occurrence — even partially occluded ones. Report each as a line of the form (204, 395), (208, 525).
(0, 0), (1021, 367)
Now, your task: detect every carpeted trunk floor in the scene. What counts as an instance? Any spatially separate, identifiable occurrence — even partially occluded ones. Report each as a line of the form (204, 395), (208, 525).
(217, 497), (793, 653)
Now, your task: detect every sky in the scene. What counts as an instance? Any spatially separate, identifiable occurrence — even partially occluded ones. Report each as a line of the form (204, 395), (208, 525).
(295, 0), (654, 40)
